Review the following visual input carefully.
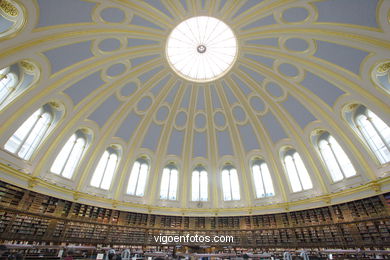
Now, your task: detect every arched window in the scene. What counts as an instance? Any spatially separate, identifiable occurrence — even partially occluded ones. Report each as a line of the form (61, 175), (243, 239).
(4, 105), (54, 160)
(160, 164), (178, 200)
(0, 67), (18, 105)
(0, 61), (38, 110)
(50, 130), (89, 179)
(251, 159), (275, 198)
(221, 165), (240, 201)
(283, 149), (313, 192)
(191, 166), (208, 201)
(127, 158), (149, 196)
(355, 107), (390, 164)
(317, 133), (356, 182)
(90, 146), (120, 190)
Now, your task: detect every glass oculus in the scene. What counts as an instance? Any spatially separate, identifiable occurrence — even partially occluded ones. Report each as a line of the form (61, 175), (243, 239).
(166, 16), (237, 82)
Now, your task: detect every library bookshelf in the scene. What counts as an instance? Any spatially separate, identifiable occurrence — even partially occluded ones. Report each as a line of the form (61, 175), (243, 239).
(0, 180), (389, 248)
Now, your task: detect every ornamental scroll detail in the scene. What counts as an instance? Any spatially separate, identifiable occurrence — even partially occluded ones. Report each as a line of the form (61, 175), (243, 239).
(20, 61), (35, 72)
(377, 62), (390, 75)
(0, 0), (18, 17)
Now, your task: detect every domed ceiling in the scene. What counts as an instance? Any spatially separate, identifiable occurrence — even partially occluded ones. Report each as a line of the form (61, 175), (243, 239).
(0, 0), (389, 216)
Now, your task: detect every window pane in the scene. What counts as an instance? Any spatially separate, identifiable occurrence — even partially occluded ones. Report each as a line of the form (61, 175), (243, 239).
(127, 161), (140, 195)
(192, 170), (199, 201)
(168, 169), (178, 200)
(329, 136), (356, 178)
(100, 153), (118, 190)
(230, 169), (240, 200)
(319, 139), (343, 182)
(160, 168), (170, 199)
(293, 152), (313, 190)
(0, 73), (15, 105)
(369, 111), (390, 163)
(252, 164), (265, 198)
(200, 170), (208, 201)
(51, 134), (76, 175)
(136, 163), (148, 196)
(261, 163), (274, 197)
(284, 155), (302, 192)
(90, 151), (109, 188)
(5, 108), (41, 154)
(19, 112), (51, 160)
(61, 137), (85, 179)
(222, 169), (231, 201)
(358, 114), (389, 164)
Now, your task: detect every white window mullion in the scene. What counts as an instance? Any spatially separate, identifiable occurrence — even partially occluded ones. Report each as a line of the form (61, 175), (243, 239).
(327, 140), (346, 179)
(134, 163), (142, 195)
(259, 166), (267, 197)
(368, 116), (390, 151)
(59, 138), (78, 176)
(292, 156), (304, 191)
(15, 112), (42, 154)
(167, 169), (171, 200)
(98, 155), (110, 188)
(228, 171), (233, 201)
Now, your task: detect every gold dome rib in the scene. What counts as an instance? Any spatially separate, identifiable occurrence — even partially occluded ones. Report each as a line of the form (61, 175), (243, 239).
(204, 86), (223, 208)
(224, 76), (288, 202)
(141, 81), (186, 205)
(215, 81), (253, 206)
(177, 85), (197, 208)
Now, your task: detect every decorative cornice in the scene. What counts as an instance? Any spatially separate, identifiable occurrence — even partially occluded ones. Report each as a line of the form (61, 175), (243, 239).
(1, 162), (389, 216)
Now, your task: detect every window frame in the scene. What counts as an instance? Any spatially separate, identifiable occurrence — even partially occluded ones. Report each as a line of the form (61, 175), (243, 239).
(90, 146), (120, 190)
(353, 107), (390, 165)
(191, 165), (208, 202)
(0, 67), (18, 106)
(50, 130), (89, 179)
(126, 157), (150, 197)
(221, 164), (241, 201)
(251, 159), (275, 199)
(159, 163), (179, 201)
(282, 149), (313, 193)
(4, 104), (56, 160)
(317, 132), (357, 183)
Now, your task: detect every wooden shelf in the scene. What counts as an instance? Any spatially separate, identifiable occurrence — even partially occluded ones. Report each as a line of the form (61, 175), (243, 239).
(0, 180), (389, 248)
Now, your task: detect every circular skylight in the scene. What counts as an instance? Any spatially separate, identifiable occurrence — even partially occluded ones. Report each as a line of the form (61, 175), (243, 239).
(166, 16), (237, 82)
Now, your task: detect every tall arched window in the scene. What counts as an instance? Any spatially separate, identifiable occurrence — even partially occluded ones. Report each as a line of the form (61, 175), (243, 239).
(355, 107), (390, 164)
(221, 165), (240, 201)
(191, 166), (208, 201)
(283, 149), (313, 192)
(160, 164), (178, 200)
(0, 61), (39, 110)
(317, 133), (356, 182)
(0, 67), (18, 105)
(251, 159), (275, 198)
(127, 158), (149, 196)
(90, 146), (120, 190)
(50, 130), (89, 179)
(4, 104), (55, 160)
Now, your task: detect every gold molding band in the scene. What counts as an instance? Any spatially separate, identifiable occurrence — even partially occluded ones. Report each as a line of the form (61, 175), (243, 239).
(1, 162), (389, 216)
